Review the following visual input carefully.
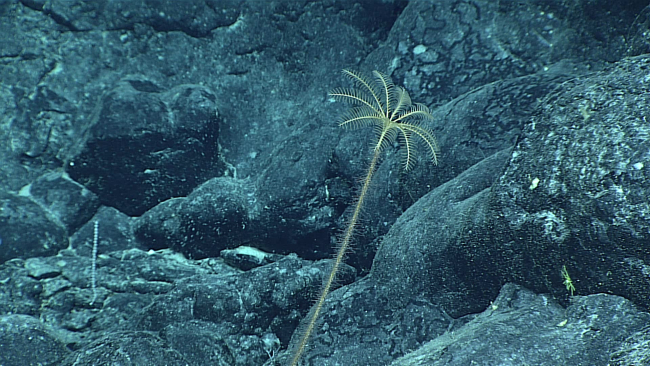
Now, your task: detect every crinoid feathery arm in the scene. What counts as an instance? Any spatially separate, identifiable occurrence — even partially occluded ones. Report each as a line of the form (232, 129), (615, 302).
(331, 69), (438, 170)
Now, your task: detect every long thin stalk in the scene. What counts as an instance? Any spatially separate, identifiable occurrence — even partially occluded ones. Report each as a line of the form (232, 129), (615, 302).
(288, 149), (380, 366)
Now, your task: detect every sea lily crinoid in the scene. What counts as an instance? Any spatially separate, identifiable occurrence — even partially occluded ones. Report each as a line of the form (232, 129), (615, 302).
(287, 70), (439, 366)
(329, 69), (439, 170)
